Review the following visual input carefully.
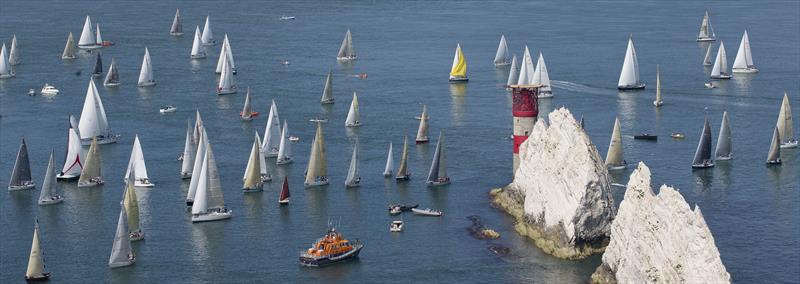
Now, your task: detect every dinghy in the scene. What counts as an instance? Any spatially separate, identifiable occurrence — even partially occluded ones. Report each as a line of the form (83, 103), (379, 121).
(336, 29), (357, 61)
(383, 142), (393, 177)
(262, 100), (281, 157)
(532, 52), (553, 98)
(123, 167), (145, 241)
(108, 205), (135, 268)
(279, 176), (290, 204)
(732, 31), (758, 73)
(201, 16), (215, 45)
(345, 139), (361, 188)
(180, 119), (196, 179)
(618, 36), (645, 90)
(103, 58), (119, 86)
(395, 136), (411, 180)
(426, 132), (450, 186)
(345, 92), (361, 127)
(766, 127), (782, 165)
(215, 34), (236, 74)
(692, 117), (715, 169)
(411, 208), (443, 217)
(78, 79), (118, 145)
(703, 43), (714, 66)
(493, 35), (510, 66)
(240, 87), (258, 120)
(138, 47), (156, 86)
(697, 11), (716, 42)
(449, 44), (468, 82)
(159, 106), (177, 113)
(78, 16), (99, 50)
(92, 51), (103, 77)
(517, 46), (534, 85)
(25, 220), (52, 281)
(276, 121), (293, 165)
(190, 26), (206, 59)
(186, 127), (208, 206)
(124, 135), (153, 187)
(506, 54), (518, 88)
(9, 34), (19, 65)
(216, 53), (236, 95)
(170, 9), (183, 36)
(653, 65), (663, 107)
(305, 122), (329, 187)
(78, 137), (104, 187)
(61, 32), (77, 60)
(776, 92), (797, 148)
(8, 138), (34, 191)
(242, 136), (264, 192)
(710, 42), (731, 79)
(38, 151), (64, 205)
(0, 43), (14, 79)
(416, 105), (430, 144)
(715, 111), (733, 160)
(389, 220), (404, 232)
(320, 70), (334, 104)
(606, 117), (627, 170)
(57, 123), (84, 180)
(191, 142), (233, 222)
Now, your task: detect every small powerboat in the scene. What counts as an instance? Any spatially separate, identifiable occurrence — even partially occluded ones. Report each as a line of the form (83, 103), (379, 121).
(280, 15), (296, 20)
(634, 133), (658, 141)
(289, 136), (300, 142)
(670, 132), (685, 139)
(160, 105), (177, 113)
(705, 82), (716, 89)
(309, 118), (328, 123)
(388, 205), (402, 215)
(40, 84), (59, 96)
(411, 208), (443, 217)
(27, 89), (36, 96)
(390, 220), (404, 232)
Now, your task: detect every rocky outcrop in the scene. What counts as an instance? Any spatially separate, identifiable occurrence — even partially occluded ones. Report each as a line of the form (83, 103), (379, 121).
(591, 162), (730, 284)
(490, 107), (615, 259)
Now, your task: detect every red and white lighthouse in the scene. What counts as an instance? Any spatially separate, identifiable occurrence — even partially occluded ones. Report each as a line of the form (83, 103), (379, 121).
(511, 84), (539, 175)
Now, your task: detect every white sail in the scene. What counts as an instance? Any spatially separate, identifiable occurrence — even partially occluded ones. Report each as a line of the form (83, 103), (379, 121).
(241, 87), (254, 119)
(192, 149), (210, 214)
(321, 70), (334, 103)
(186, 128), (208, 204)
(170, 9), (183, 35)
(732, 30), (757, 73)
(703, 43), (714, 66)
(261, 100), (281, 157)
(493, 35), (509, 66)
(710, 41), (730, 78)
(95, 24), (103, 45)
(38, 151), (61, 204)
(201, 16), (214, 45)
(396, 136), (410, 179)
(205, 143), (225, 208)
(767, 127), (782, 164)
(345, 139), (360, 187)
(517, 46), (534, 85)
(506, 54), (518, 87)
(124, 135), (152, 187)
(605, 117), (625, 168)
(78, 16), (96, 47)
(9, 34), (19, 65)
(109, 205), (134, 267)
(104, 58), (119, 86)
(180, 119), (195, 178)
(383, 142), (393, 177)
(26, 220), (47, 279)
(654, 65), (663, 106)
(138, 47), (155, 86)
(337, 29), (356, 60)
(345, 92), (361, 127)
(0, 44), (13, 78)
(618, 37), (643, 88)
(216, 54), (236, 94)
(776, 92), (795, 146)
(58, 127), (84, 179)
(277, 121), (292, 164)
(243, 136), (262, 189)
(62, 32), (77, 60)
(215, 34), (236, 73)
(254, 132), (269, 177)
(715, 111), (733, 159)
(304, 122), (328, 186)
(416, 105), (429, 143)
(697, 11), (716, 41)
(532, 52), (552, 96)
(78, 79), (111, 141)
(190, 26), (206, 58)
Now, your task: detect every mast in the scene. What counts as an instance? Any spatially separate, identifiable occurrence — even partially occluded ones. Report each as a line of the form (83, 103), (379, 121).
(109, 205), (134, 267)
(180, 118), (196, 179)
(104, 58), (119, 86)
(170, 9), (183, 35)
(38, 151), (59, 204)
(345, 139), (360, 187)
(262, 100), (281, 156)
(277, 121), (292, 164)
(383, 142), (393, 177)
(715, 111), (733, 159)
(78, 16), (96, 48)
(506, 54), (518, 87)
(138, 47), (155, 86)
(345, 92), (360, 127)
(9, 34), (19, 65)
(776, 92), (795, 145)
(493, 35), (509, 66)
(201, 16), (214, 45)
(517, 46), (534, 85)
(190, 26), (206, 58)
(396, 135), (410, 179)
(605, 117), (625, 168)
(321, 70), (334, 103)
(8, 138), (33, 189)
(766, 127), (782, 164)
(62, 32), (76, 60)
(692, 117), (714, 167)
(703, 43), (714, 66)
(26, 220), (47, 279)
(304, 122), (328, 186)
(416, 105), (429, 143)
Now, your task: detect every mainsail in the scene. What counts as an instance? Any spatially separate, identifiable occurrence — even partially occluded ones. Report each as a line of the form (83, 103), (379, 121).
(95, 24), (103, 46)
(92, 52), (103, 77)
(715, 111), (733, 159)
(776, 92), (795, 146)
(493, 35), (509, 66)
(170, 9), (183, 35)
(241, 87), (254, 120)
(279, 176), (290, 203)
(618, 37), (643, 89)
(62, 32), (77, 60)
(243, 136), (262, 190)
(216, 53), (236, 94)
(38, 151), (61, 204)
(215, 34), (236, 74)
(26, 220), (48, 279)
(532, 52), (552, 96)
(766, 127), (782, 164)
(124, 135), (151, 186)
(654, 65), (663, 106)
(416, 105), (429, 143)
(186, 128), (208, 204)
(426, 132), (448, 185)
(78, 16), (96, 48)
(345, 139), (360, 187)
(190, 26), (206, 58)
(78, 79), (112, 142)
(78, 138), (102, 185)
(108, 205), (134, 267)
(321, 70), (334, 104)
(517, 46), (534, 85)
(180, 118), (196, 179)
(396, 136), (410, 179)
(605, 117), (625, 168)
(732, 30), (757, 72)
(0, 44), (13, 78)
(506, 54), (518, 87)
(710, 42), (730, 78)
(8, 138), (33, 189)
(58, 126), (83, 179)
(262, 100), (281, 157)
(138, 47), (155, 86)
(205, 143), (226, 208)
(104, 58), (119, 86)
(697, 11), (716, 41)
(703, 43), (714, 66)
(9, 34), (19, 65)
(201, 16), (214, 45)
(277, 121), (292, 164)
(692, 118), (714, 168)
(123, 167), (142, 239)
(304, 122), (328, 186)
(449, 44), (467, 80)
(337, 29), (356, 60)
(383, 142), (394, 177)
(345, 92), (361, 127)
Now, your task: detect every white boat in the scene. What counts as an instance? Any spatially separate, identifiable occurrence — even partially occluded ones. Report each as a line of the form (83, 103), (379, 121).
(138, 47), (156, 86)
(309, 118), (328, 123)
(104, 58), (120, 86)
(8, 138), (35, 190)
(201, 16), (215, 46)
(383, 142), (393, 177)
(304, 122), (329, 187)
(186, 125), (208, 206)
(389, 205), (402, 215)
(78, 16), (99, 50)
(262, 100), (281, 157)
(732, 30), (758, 73)
(38, 151), (64, 205)
(78, 138), (104, 188)
(242, 134), (265, 193)
(289, 136), (300, 142)
(240, 87), (257, 120)
(180, 118), (196, 179)
(692, 117), (715, 169)
(618, 36), (645, 90)
(710, 42), (731, 79)
(449, 44), (468, 82)
(766, 127), (782, 165)
(776, 92), (797, 148)
(78, 78), (118, 145)
(170, 9), (184, 36)
(532, 52), (553, 98)
(191, 139), (233, 222)
(426, 132), (450, 186)
(0, 43), (15, 79)
(703, 43), (714, 66)
(345, 139), (361, 188)
(9, 34), (19, 66)
(276, 121), (293, 165)
(56, 122), (84, 180)
(108, 205), (136, 268)
(493, 35), (510, 66)
(345, 92), (361, 127)
(606, 117), (627, 170)
(123, 167), (145, 241)
(95, 23), (104, 48)
(416, 105), (429, 144)
(715, 111), (733, 160)
(704, 82), (716, 89)
(124, 135), (154, 187)
(215, 34), (236, 74)
(25, 220), (52, 281)
(321, 70), (334, 104)
(506, 54), (518, 87)
(337, 29), (357, 61)
(61, 32), (77, 60)
(395, 136), (410, 180)
(280, 15), (296, 20)
(216, 53), (237, 95)
(411, 208), (443, 217)
(696, 11), (716, 42)
(389, 220), (404, 232)
(517, 46), (534, 85)
(190, 26), (206, 59)
(653, 65), (663, 107)
(160, 105), (177, 113)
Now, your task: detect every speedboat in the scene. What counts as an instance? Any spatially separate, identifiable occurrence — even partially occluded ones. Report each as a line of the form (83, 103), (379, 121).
(40, 84), (59, 96)
(300, 225), (363, 267)
(634, 133), (658, 141)
(390, 220), (404, 232)
(160, 105), (177, 113)
(309, 118), (328, 123)
(27, 89), (36, 96)
(280, 15), (296, 20)
(289, 136), (300, 142)
(670, 132), (685, 139)
(705, 82), (716, 89)
(411, 208), (443, 217)
(388, 205), (402, 215)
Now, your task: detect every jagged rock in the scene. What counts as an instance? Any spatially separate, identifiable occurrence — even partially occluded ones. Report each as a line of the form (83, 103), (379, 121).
(591, 162), (730, 284)
(491, 107), (615, 259)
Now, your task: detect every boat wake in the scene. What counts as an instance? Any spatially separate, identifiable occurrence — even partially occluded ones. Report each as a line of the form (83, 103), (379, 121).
(550, 80), (614, 96)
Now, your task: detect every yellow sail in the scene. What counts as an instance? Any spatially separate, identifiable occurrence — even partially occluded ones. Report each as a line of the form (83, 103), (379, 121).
(450, 44), (467, 78)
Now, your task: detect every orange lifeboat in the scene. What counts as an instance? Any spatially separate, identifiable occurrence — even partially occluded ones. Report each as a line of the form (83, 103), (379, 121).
(299, 225), (363, 267)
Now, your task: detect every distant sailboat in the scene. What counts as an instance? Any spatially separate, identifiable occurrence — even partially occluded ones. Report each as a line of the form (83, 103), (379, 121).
(279, 177), (290, 204)
(78, 137), (103, 187)
(449, 44), (468, 82)
(201, 16), (215, 45)
(697, 11), (716, 42)
(710, 42), (731, 79)
(261, 100), (281, 157)
(493, 35), (510, 66)
(618, 36), (645, 90)
(383, 142), (393, 177)
(78, 16), (98, 49)
(517, 46), (534, 85)
(336, 29), (357, 61)
(653, 65), (663, 107)
(95, 24), (104, 48)
(170, 9), (184, 36)
(123, 167), (145, 241)
(92, 51), (103, 77)
(243, 135), (264, 192)
(215, 34), (236, 74)
(254, 132), (271, 182)
(190, 26), (206, 59)
(304, 122), (329, 187)
(345, 139), (361, 188)
(766, 127), (782, 165)
(276, 121), (293, 165)
(0, 43), (14, 79)
(138, 47), (156, 86)
(506, 54), (518, 87)
(180, 119), (196, 179)
(191, 137), (233, 222)
(108, 205), (135, 268)
(38, 151), (64, 205)
(186, 127), (208, 206)
(732, 30), (758, 73)
(25, 220), (51, 281)
(395, 136), (410, 180)
(57, 123), (84, 180)
(703, 43), (714, 66)
(216, 53), (237, 94)
(104, 58), (119, 86)
(776, 92), (797, 148)
(240, 87), (257, 120)
(62, 32), (77, 60)
(345, 92), (361, 127)
(606, 117), (627, 170)
(416, 105), (430, 144)
(8, 138), (35, 191)
(715, 111), (733, 160)
(532, 52), (553, 98)
(426, 132), (450, 186)
(8, 34), (19, 65)
(692, 117), (715, 168)
(124, 135), (153, 187)
(78, 78), (118, 144)
(320, 70), (334, 104)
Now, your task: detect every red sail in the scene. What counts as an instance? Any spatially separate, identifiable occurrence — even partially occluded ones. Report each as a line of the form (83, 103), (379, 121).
(279, 177), (290, 201)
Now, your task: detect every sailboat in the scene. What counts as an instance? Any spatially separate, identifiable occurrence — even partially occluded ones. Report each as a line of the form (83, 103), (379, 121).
(653, 65), (663, 107)
(124, 135), (153, 187)
(103, 58), (119, 86)
(191, 142), (233, 222)
(279, 177), (290, 204)
(95, 24), (104, 48)
(715, 111), (733, 160)
(766, 127), (782, 165)
(242, 135), (264, 192)
(605, 117), (627, 170)
(9, 34), (19, 66)
(215, 34), (236, 74)
(180, 119), (196, 179)
(345, 139), (361, 188)
(304, 122), (329, 187)
(416, 105), (430, 144)
(345, 92), (361, 127)
(0, 43), (14, 79)
(201, 16), (215, 45)
(216, 53), (236, 95)
(732, 30), (758, 73)
(8, 138), (35, 191)
(336, 29), (356, 61)
(262, 100), (281, 157)
(776, 92), (797, 148)
(123, 167), (145, 241)
(190, 26), (206, 59)
(383, 142), (393, 177)
(493, 35), (510, 66)
(517, 46), (534, 85)
(78, 16), (98, 49)
(697, 11), (716, 42)
(78, 137), (104, 187)
(25, 220), (51, 281)
(92, 52), (103, 77)
(138, 47), (156, 86)
(506, 54), (518, 87)
(240, 87), (258, 120)
(396, 135), (411, 180)
(618, 36), (645, 90)
(703, 43), (714, 66)
(108, 204), (135, 268)
(320, 70), (334, 104)
(276, 121), (293, 165)
(532, 52), (553, 98)
(254, 133), (271, 182)
(78, 78), (118, 145)
(38, 151), (64, 205)
(170, 9), (183, 36)
(186, 126), (208, 206)
(710, 42), (731, 79)
(449, 44), (468, 82)
(426, 132), (450, 186)
(57, 122), (84, 180)
(692, 117), (715, 168)
(62, 32), (77, 60)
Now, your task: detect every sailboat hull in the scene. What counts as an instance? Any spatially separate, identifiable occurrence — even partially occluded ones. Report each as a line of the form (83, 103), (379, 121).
(104, 82), (120, 87)
(0, 73), (16, 79)
(279, 198), (290, 205)
(78, 45), (101, 50)
(337, 56), (357, 61)
(216, 88), (237, 95)
(538, 91), (554, 99)
(170, 32), (184, 36)
(766, 159), (782, 165)
(395, 175), (410, 181)
(304, 181), (330, 187)
(691, 163), (715, 169)
(8, 183), (35, 191)
(56, 174), (80, 181)
(732, 67), (759, 73)
(138, 82), (156, 87)
(607, 164), (627, 171)
(617, 84), (646, 90)
(448, 76), (468, 83)
(242, 186), (264, 193)
(321, 99), (334, 104)
(134, 180), (154, 188)
(81, 136), (118, 145)
(39, 196), (64, 205)
(426, 178), (451, 187)
(129, 231), (145, 241)
(277, 158), (293, 165)
(78, 179), (104, 188)
(181, 172), (192, 179)
(191, 54), (206, 59)
(109, 259), (135, 268)
(710, 74), (731, 80)
(192, 209), (232, 222)
(24, 272), (51, 282)
(696, 37), (716, 42)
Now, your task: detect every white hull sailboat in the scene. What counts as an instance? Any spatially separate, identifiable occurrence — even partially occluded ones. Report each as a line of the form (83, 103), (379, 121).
(449, 44), (468, 82)
(344, 139), (361, 188)
(532, 52), (553, 98)
(25, 220), (52, 281)
(395, 136), (411, 181)
(710, 42), (731, 79)
(697, 11), (716, 42)
(8, 138), (35, 191)
(38, 151), (64, 205)
(426, 132), (450, 186)
(104, 58), (120, 86)
(254, 133), (271, 182)
(692, 117), (715, 169)
(124, 166), (145, 241)
(703, 43), (714, 66)
(8, 34), (19, 66)
(715, 111), (733, 160)
(653, 65), (663, 107)
(191, 139), (232, 222)
(416, 105), (429, 144)
(242, 134), (264, 193)
(185, 124), (208, 206)
(336, 29), (357, 61)
(732, 30), (758, 73)
(190, 26), (206, 59)
(78, 138), (104, 188)
(170, 9), (184, 36)
(240, 87), (257, 120)
(57, 123), (84, 180)
(506, 54), (518, 88)
(216, 51), (237, 95)
(766, 127), (782, 165)
(78, 16), (99, 50)
(62, 32), (77, 60)
(109, 205), (135, 268)
(201, 16), (215, 46)
(383, 142), (393, 177)
(78, 79), (118, 145)
(95, 24), (105, 48)
(125, 135), (154, 187)
(345, 92), (361, 127)
(276, 121), (293, 165)
(776, 92), (797, 148)
(606, 117), (627, 170)
(262, 100), (282, 157)
(493, 35), (510, 66)
(138, 47), (156, 86)
(0, 43), (15, 79)
(304, 122), (329, 187)
(618, 36), (645, 90)
(517, 46), (534, 85)
(320, 70), (334, 104)
(215, 34), (236, 74)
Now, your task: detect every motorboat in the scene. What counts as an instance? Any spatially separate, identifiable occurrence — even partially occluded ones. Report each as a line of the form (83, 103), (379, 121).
(670, 132), (685, 139)
(411, 208), (443, 217)
(280, 15), (296, 20)
(289, 136), (300, 142)
(27, 89), (36, 96)
(705, 82), (716, 89)
(160, 105), (177, 113)
(390, 220), (404, 232)
(309, 118), (328, 123)
(299, 224), (363, 267)
(389, 206), (402, 215)
(634, 133), (658, 141)
(40, 84), (59, 96)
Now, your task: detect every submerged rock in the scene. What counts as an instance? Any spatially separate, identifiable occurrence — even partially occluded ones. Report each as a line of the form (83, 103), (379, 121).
(591, 162), (730, 284)
(467, 215), (500, 240)
(491, 107), (615, 260)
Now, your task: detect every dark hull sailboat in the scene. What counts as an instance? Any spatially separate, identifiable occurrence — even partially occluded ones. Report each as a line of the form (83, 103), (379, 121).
(279, 177), (290, 204)
(692, 118), (715, 169)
